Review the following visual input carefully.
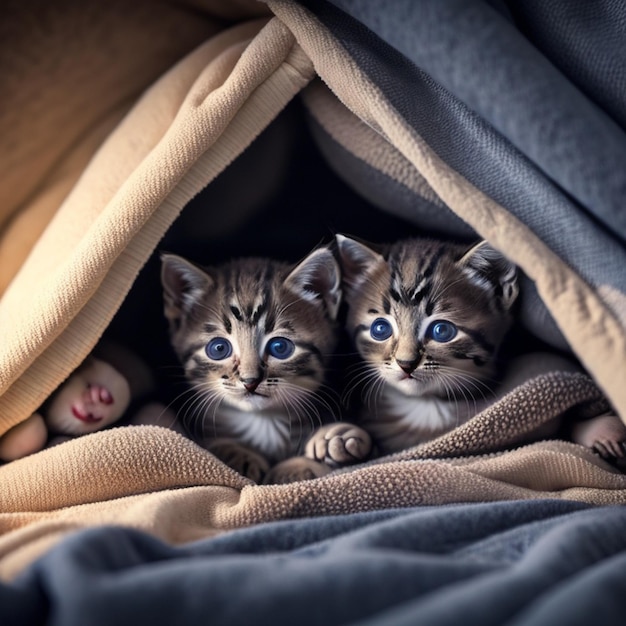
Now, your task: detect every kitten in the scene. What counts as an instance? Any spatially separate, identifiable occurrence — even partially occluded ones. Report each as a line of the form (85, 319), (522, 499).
(161, 246), (371, 483)
(336, 234), (518, 455)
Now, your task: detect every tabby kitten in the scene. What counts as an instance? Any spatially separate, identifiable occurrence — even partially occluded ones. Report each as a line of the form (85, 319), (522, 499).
(161, 246), (371, 483)
(336, 234), (518, 455)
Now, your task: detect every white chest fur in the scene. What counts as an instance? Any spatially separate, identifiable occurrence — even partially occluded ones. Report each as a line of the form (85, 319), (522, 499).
(381, 387), (463, 433)
(361, 383), (481, 454)
(216, 406), (293, 461)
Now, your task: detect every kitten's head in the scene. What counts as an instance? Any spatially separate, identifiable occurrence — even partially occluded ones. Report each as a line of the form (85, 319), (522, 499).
(336, 235), (518, 398)
(161, 247), (341, 414)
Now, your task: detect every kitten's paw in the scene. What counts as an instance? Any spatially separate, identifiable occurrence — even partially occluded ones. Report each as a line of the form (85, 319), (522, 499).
(204, 439), (270, 483)
(263, 456), (331, 484)
(305, 422), (373, 468)
(571, 413), (626, 460)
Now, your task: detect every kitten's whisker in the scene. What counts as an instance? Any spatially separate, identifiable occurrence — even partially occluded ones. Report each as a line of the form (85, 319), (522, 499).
(444, 377), (473, 425)
(174, 384), (208, 427)
(342, 365), (379, 408)
(346, 361), (377, 376)
(286, 387), (324, 431)
(143, 403), (179, 430)
(205, 389), (227, 438)
(274, 298), (303, 326)
(290, 395), (317, 442)
(362, 369), (386, 412)
(437, 366), (495, 400)
(192, 300), (224, 321)
(429, 374), (466, 427)
(429, 275), (471, 303)
(435, 371), (485, 424)
(278, 380), (338, 423)
(178, 380), (224, 438)
(156, 385), (199, 429)
(274, 385), (320, 453)
(274, 386), (299, 449)
(371, 373), (388, 412)
(436, 371), (476, 403)
(307, 382), (342, 418)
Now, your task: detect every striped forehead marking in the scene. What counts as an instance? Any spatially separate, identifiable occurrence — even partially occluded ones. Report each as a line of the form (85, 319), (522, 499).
(228, 295), (269, 327)
(387, 243), (446, 307)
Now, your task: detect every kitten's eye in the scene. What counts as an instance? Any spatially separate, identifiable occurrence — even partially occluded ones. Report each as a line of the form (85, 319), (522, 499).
(370, 318), (393, 341)
(205, 338), (233, 360)
(427, 321), (458, 343)
(266, 337), (295, 360)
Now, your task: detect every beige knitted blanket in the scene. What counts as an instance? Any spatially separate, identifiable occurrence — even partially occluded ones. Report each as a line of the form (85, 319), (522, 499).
(2, 370), (624, 580)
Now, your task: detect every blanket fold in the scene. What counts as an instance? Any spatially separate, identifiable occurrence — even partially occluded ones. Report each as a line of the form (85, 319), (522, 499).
(1, 369), (624, 580)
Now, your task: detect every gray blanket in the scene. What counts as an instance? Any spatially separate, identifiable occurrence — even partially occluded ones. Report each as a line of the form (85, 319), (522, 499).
(4, 500), (626, 626)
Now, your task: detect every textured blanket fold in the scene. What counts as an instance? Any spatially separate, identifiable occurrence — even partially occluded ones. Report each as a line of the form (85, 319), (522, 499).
(1, 369), (623, 580)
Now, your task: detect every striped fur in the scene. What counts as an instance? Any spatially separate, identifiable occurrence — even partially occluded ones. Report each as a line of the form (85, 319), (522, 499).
(161, 247), (341, 465)
(336, 235), (518, 454)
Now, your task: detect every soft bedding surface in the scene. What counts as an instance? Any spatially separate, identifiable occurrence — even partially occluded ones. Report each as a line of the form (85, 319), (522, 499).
(3, 500), (626, 626)
(0, 369), (624, 581)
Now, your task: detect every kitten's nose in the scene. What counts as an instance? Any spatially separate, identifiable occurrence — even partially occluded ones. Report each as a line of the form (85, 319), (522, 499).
(242, 377), (261, 393)
(396, 359), (419, 375)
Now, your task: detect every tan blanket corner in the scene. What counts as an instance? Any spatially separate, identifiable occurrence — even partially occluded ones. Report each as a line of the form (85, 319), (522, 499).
(0, 15), (315, 434)
(1, 369), (624, 580)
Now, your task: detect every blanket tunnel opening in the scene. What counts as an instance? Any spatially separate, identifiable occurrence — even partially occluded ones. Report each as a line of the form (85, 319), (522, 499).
(106, 96), (568, 432)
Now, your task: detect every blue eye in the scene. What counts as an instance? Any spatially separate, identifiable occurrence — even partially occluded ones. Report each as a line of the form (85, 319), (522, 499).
(370, 318), (393, 341)
(428, 321), (457, 343)
(266, 337), (295, 359)
(206, 338), (233, 360)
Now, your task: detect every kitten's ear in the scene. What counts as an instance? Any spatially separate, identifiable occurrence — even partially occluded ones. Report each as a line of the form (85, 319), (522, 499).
(160, 253), (214, 324)
(458, 241), (519, 311)
(284, 247), (342, 320)
(335, 234), (384, 291)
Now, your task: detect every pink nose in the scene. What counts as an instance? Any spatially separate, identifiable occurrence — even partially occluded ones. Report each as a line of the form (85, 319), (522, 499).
(85, 384), (113, 406)
(242, 378), (261, 393)
(396, 359), (418, 375)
